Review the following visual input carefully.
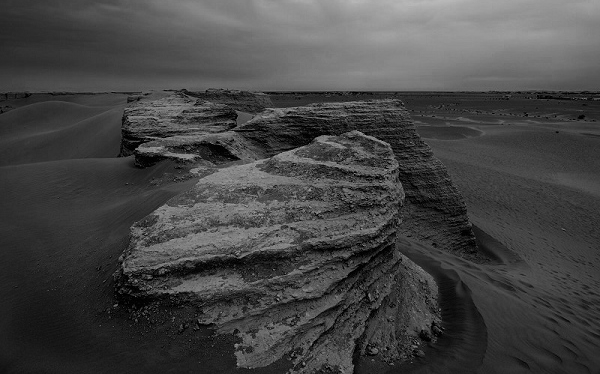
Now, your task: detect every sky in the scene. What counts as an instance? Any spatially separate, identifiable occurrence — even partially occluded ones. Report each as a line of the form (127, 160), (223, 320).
(1, 0), (599, 91)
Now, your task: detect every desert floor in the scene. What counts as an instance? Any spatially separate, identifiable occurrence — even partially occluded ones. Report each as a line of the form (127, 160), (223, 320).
(1, 92), (599, 373)
(398, 93), (600, 374)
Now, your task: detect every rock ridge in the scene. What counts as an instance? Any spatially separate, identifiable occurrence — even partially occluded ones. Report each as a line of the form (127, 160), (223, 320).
(182, 88), (273, 114)
(234, 100), (479, 258)
(119, 92), (238, 157)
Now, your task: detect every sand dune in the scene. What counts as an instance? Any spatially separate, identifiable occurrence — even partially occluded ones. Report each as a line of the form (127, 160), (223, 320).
(0, 101), (125, 166)
(0, 101), (111, 136)
(0, 158), (201, 374)
(1, 93), (129, 110)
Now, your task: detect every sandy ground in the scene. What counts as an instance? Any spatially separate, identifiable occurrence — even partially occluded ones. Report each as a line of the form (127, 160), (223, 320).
(400, 94), (600, 374)
(1, 92), (599, 373)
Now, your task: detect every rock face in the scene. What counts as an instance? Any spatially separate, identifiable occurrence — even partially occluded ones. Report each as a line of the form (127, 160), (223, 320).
(0, 92), (31, 101)
(117, 131), (439, 372)
(234, 100), (479, 258)
(119, 92), (237, 156)
(133, 132), (264, 168)
(183, 88), (273, 114)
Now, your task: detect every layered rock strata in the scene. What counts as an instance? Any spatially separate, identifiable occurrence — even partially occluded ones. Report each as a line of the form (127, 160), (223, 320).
(233, 100), (479, 258)
(133, 132), (264, 168)
(119, 92), (237, 156)
(116, 131), (439, 372)
(183, 88), (273, 114)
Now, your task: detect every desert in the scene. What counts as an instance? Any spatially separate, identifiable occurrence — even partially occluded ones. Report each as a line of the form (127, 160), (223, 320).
(1, 89), (599, 374)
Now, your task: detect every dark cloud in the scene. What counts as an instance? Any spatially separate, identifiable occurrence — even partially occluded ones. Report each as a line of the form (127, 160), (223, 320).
(1, 0), (598, 91)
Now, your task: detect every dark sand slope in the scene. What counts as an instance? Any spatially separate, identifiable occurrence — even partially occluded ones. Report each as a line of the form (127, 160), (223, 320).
(0, 157), (203, 373)
(419, 123), (600, 373)
(0, 101), (125, 166)
(356, 236), (489, 374)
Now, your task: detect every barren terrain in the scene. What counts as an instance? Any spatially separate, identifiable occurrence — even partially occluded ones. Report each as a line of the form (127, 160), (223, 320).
(1, 91), (599, 373)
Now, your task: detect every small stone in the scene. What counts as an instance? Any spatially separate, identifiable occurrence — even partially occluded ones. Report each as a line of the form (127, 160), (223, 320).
(415, 349), (425, 358)
(366, 345), (379, 356)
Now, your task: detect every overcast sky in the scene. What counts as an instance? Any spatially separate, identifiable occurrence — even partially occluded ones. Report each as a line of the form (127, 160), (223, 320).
(1, 0), (599, 91)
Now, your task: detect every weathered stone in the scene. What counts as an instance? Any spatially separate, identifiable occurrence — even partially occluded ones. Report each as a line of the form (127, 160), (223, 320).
(183, 88), (273, 114)
(234, 100), (479, 258)
(126, 95), (143, 103)
(119, 92), (237, 156)
(0, 91), (31, 101)
(133, 132), (265, 168)
(116, 131), (439, 373)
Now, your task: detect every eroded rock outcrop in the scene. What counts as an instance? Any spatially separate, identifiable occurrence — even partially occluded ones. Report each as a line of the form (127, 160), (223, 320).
(116, 131), (439, 372)
(134, 132), (264, 168)
(233, 100), (479, 259)
(119, 92), (237, 156)
(119, 96), (479, 258)
(0, 92), (31, 101)
(183, 88), (273, 114)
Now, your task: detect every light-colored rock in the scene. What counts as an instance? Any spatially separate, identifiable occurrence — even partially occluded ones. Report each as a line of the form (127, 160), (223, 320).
(119, 92), (237, 156)
(116, 131), (439, 372)
(183, 88), (273, 114)
(133, 132), (265, 168)
(234, 100), (479, 258)
(0, 92), (31, 101)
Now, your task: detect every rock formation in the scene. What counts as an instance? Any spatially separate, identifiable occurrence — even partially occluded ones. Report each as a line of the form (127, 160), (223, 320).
(119, 96), (479, 258)
(133, 132), (264, 168)
(183, 88), (273, 114)
(234, 100), (479, 258)
(0, 92), (31, 101)
(116, 131), (440, 372)
(119, 92), (237, 157)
